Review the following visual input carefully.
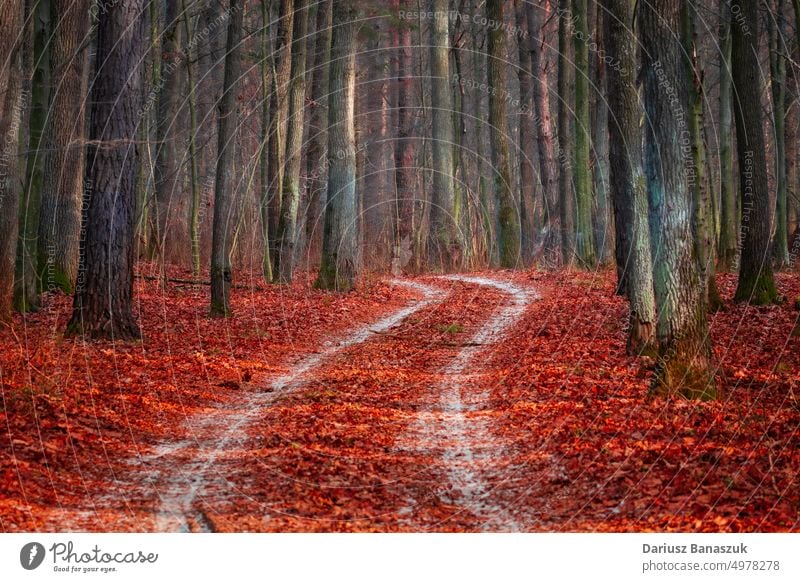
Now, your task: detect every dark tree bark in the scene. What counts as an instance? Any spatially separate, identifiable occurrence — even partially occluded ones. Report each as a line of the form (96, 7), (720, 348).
(602, 0), (656, 355)
(275, 0), (309, 284)
(515, 0), (536, 264)
(266, 0), (295, 275)
(572, 0), (596, 267)
(717, 0), (737, 271)
(305, 0), (333, 265)
(66, 0), (145, 339)
(526, 0), (559, 263)
(770, 0), (789, 267)
(209, 0), (243, 316)
(590, 2), (612, 265)
(361, 6), (393, 267)
(487, 0), (521, 268)
(557, 0), (575, 266)
(731, 0), (779, 304)
(0, 0), (24, 322)
(391, 0), (416, 276)
(259, 0), (274, 282)
(152, 0), (185, 265)
(38, 0), (90, 294)
(639, 0), (716, 399)
(316, 0), (358, 291)
(16, 0), (50, 313)
(13, 0), (38, 313)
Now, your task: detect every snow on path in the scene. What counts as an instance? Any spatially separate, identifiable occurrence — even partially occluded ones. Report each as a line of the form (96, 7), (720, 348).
(148, 280), (445, 531)
(405, 275), (536, 531)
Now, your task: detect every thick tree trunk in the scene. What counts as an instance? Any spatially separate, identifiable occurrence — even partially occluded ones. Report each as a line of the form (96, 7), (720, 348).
(361, 9), (393, 268)
(526, 0), (560, 262)
(731, 0), (779, 304)
(38, 0), (89, 294)
(266, 0), (294, 275)
(316, 1), (358, 291)
(152, 0), (184, 265)
(275, 0), (309, 284)
(13, 0), (38, 313)
(602, 0), (656, 355)
(572, 0), (596, 268)
(487, 0), (521, 268)
(428, 0), (461, 270)
(391, 0), (416, 276)
(66, 0), (145, 339)
(557, 0), (575, 267)
(0, 0), (24, 322)
(639, 0), (716, 399)
(209, 0), (243, 316)
(717, 0), (737, 272)
(305, 0), (333, 266)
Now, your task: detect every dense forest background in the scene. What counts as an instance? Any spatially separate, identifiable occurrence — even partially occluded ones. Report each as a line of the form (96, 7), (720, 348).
(2, 0), (800, 392)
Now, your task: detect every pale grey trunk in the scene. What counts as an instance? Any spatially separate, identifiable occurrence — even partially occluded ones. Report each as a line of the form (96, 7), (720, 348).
(317, 1), (358, 291)
(639, 0), (715, 398)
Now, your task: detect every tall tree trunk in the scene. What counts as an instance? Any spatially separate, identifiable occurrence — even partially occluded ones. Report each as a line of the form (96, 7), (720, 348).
(717, 0), (737, 271)
(18, 0), (50, 307)
(316, 0), (358, 291)
(558, 0), (575, 266)
(487, 0), (521, 268)
(515, 0), (536, 264)
(526, 0), (560, 263)
(14, 0), (38, 313)
(66, 0), (144, 339)
(682, 1), (723, 312)
(275, 0), (309, 284)
(152, 0), (184, 265)
(38, 0), (89, 294)
(259, 1), (274, 282)
(602, 0), (656, 355)
(183, 0), (201, 278)
(428, 0), (461, 270)
(266, 0), (294, 275)
(770, 0), (790, 267)
(572, 0), (596, 267)
(731, 0), (779, 304)
(590, 3), (612, 265)
(305, 0), (332, 266)
(362, 9), (393, 268)
(0, 0), (24, 322)
(209, 0), (243, 316)
(392, 0), (416, 276)
(639, 0), (716, 399)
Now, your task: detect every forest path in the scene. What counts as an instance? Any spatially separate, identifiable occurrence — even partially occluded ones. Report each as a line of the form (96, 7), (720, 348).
(42, 274), (537, 532)
(151, 274), (538, 532)
(145, 279), (445, 532)
(398, 276), (535, 531)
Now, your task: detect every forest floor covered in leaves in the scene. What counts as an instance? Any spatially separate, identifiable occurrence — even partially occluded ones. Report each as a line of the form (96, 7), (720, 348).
(1, 265), (798, 532)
